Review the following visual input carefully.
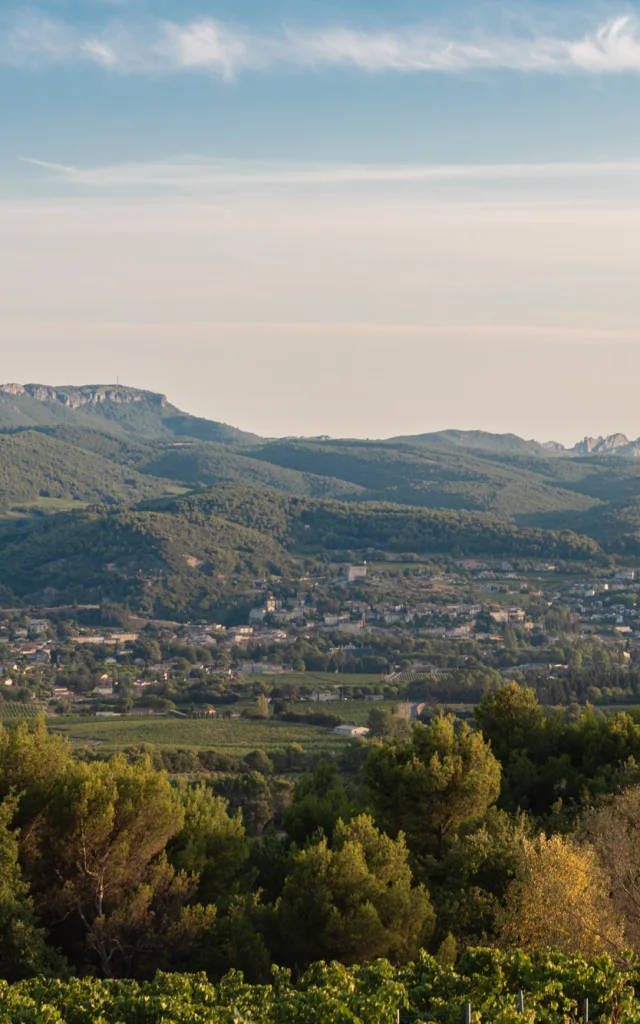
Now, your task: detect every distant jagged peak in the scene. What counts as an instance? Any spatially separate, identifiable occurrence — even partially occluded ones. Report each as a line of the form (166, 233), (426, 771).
(572, 433), (631, 455)
(0, 383), (168, 409)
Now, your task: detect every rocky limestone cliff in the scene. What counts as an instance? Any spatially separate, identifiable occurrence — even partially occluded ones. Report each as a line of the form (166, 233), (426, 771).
(0, 383), (168, 409)
(572, 434), (633, 455)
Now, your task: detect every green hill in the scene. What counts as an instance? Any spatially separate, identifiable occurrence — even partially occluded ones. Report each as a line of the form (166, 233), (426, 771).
(0, 484), (601, 617)
(0, 384), (261, 445)
(172, 485), (602, 562)
(0, 495), (298, 617)
(8, 382), (640, 552)
(0, 432), (178, 509)
(246, 440), (603, 518)
(135, 442), (364, 499)
(388, 428), (556, 453)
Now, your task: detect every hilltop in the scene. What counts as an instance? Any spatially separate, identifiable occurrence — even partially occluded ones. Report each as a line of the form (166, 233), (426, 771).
(394, 427), (640, 457)
(3, 383), (640, 557)
(0, 383), (262, 445)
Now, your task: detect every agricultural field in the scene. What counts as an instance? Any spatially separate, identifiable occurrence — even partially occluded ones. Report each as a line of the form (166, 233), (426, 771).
(269, 671), (388, 689)
(47, 714), (352, 755)
(0, 703), (46, 721)
(288, 697), (397, 725)
(6, 496), (89, 514)
(0, 949), (633, 1024)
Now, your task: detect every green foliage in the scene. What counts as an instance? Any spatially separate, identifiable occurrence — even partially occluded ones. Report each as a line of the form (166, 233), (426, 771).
(365, 714), (502, 857)
(33, 754), (192, 976)
(0, 431), (173, 508)
(429, 808), (532, 947)
(249, 439), (603, 518)
(0, 716), (74, 836)
(168, 785), (249, 906)
(282, 759), (356, 846)
(189, 484), (603, 561)
(367, 705), (396, 738)
(1, 949), (639, 1022)
(0, 498), (297, 617)
(435, 933), (458, 968)
(0, 797), (65, 981)
(275, 815), (435, 969)
(475, 686), (640, 818)
(402, 947), (640, 1024)
(137, 442), (362, 499)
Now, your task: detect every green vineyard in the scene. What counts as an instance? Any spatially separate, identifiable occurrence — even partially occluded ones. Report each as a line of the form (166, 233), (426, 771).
(0, 703), (45, 721)
(0, 950), (637, 1023)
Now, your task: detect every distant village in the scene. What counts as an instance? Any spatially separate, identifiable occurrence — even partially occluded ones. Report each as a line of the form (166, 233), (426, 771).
(2, 555), (640, 725)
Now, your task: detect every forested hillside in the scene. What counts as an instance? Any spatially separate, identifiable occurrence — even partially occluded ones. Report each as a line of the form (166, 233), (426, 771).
(135, 443), (364, 499)
(0, 497), (298, 616)
(0, 484), (603, 617)
(0, 432), (177, 508)
(0, 384), (261, 444)
(6, 384), (640, 545)
(177, 484), (602, 560)
(247, 439), (604, 517)
(4, 384), (640, 598)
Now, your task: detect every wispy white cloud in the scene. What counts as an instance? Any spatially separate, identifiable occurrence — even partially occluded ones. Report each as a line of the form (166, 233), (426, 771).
(20, 154), (640, 190)
(5, 10), (640, 76)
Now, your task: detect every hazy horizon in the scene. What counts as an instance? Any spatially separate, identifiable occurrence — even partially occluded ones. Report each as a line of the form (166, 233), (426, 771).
(0, 350), (638, 449)
(3, 0), (640, 443)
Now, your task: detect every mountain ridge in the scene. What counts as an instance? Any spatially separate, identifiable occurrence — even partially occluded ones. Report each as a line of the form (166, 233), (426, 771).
(3, 383), (640, 457)
(0, 382), (168, 409)
(1, 383), (640, 616)
(0, 382), (262, 446)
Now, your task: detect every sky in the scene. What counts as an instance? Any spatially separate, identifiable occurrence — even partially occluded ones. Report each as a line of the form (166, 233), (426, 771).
(3, 1), (640, 442)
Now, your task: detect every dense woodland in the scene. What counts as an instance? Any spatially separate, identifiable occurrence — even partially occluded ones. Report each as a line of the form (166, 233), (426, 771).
(3, 387), (640, 623)
(0, 485), (608, 618)
(5, 384), (640, 545)
(3, 689), (640, 989)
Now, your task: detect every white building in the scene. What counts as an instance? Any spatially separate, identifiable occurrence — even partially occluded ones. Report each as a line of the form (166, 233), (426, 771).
(345, 564), (367, 582)
(333, 724), (370, 737)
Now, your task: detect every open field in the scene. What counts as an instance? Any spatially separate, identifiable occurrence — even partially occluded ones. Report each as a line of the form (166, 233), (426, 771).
(267, 671), (387, 688)
(367, 560), (433, 571)
(0, 497), (89, 519)
(288, 698), (396, 725)
(0, 703), (46, 721)
(47, 714), (352, 755)
(1, 487), (188, 519)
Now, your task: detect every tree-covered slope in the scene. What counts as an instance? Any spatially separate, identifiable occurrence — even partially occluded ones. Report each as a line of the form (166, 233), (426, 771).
(0, 497), (297, 617)
(134, 442), (365, 499)
(0, 384), (261, 445)
(247, 440), (603, 518)
(11, 383), (640, 547)
(0, 432), (177, 508)
(388, 428), (556, 453)
(0, 484), (602, 616)
(175, 485), (602, 561)
(8, 383), (640, 534)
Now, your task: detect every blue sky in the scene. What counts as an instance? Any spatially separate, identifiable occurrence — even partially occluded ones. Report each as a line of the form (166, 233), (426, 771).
(5, 0), (640, 174)
(3, 0), (640, 440)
